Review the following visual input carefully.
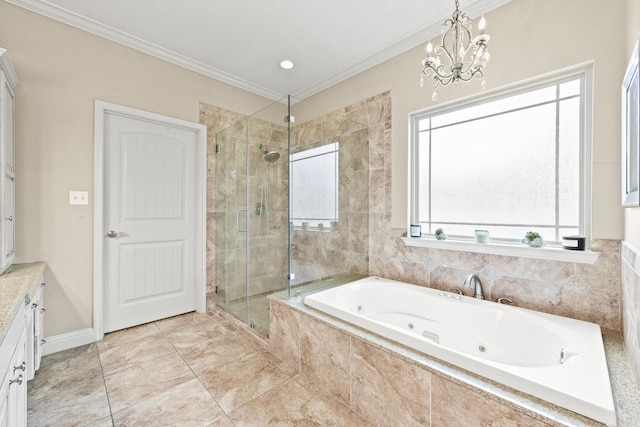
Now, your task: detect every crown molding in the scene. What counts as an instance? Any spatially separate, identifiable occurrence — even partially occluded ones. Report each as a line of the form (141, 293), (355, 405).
(6, 0), (512, 102)
(4, 0), (285, 100)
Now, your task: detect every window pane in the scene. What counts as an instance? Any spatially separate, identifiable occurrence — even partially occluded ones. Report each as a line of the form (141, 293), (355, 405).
(418, 117), (430, 132)
(411, 74), (586, 244)
(430, 103), (557, 233)
(290, 143), (338, 225)
(560, 80), (580, 98)
(559, 98), (580, 227)
(431, 86), (557, 128)
(418, 131), (430, 222)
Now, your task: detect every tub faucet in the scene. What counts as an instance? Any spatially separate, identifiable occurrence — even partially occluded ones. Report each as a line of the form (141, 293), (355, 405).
(463, 274), (485, 300)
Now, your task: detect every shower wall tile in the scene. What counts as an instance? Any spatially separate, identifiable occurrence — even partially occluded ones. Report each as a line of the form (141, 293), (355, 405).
(322, 110), (350, 138)
(350, 129), (369, 172)
(299, 314), (351, 404)
(367, 123), (385, 171)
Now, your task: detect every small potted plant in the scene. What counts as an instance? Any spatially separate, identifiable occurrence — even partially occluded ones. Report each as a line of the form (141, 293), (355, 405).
(522, 231), (544, 247)
(435, 228), (447, 240)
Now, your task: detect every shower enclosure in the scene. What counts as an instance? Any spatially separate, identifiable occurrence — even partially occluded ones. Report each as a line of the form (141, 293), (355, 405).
(213, 95), (369, 336)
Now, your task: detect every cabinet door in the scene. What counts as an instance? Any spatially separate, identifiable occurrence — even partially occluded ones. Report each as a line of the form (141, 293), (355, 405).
(2, 78), (13, 174)
(2, 172), (14, 268)
(0, 72), (14, 272)
(33, 281), (44, 373)
(7, 330), (26, 427)
(0, 368), (9, 427)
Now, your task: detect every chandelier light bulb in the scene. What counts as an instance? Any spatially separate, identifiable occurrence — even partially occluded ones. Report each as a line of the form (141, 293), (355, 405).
(478, 15), (486, 34)
(426, 42), (433, 54)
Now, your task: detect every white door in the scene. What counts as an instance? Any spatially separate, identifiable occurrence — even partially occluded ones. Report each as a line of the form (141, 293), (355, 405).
(102, 108), (203, 333)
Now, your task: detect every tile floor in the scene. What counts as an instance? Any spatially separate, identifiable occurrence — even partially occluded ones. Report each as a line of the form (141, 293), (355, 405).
(27, 311), (371, 426)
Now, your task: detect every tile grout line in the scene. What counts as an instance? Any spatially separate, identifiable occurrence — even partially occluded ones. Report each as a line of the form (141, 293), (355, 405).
(159, 313), (242, 425)
(94, 344), (116, 427)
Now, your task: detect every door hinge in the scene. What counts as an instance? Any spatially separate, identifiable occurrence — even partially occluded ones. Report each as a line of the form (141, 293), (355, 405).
(215, 285), (218, 294)
(215, 144), (221, 153)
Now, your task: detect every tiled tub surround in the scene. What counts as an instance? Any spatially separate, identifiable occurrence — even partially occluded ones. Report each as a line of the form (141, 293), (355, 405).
(621, 241), (640, 390)
(270, 295), (640, 427)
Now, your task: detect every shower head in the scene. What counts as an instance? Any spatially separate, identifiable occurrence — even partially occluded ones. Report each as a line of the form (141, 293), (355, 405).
(264, 151), (280, 162)
(259, 144), (280, 162)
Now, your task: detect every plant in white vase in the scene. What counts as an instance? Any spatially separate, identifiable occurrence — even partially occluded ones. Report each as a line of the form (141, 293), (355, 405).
(522, 231), (544, 247)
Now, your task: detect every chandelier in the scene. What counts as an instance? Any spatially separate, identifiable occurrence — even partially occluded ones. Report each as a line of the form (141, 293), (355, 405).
(420, 0), (491, 101)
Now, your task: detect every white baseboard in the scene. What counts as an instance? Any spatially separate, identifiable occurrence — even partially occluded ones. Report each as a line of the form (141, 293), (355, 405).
(42, 328), (95, 356)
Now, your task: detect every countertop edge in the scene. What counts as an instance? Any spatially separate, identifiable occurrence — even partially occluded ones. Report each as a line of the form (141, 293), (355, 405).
(0, 262), (46, 345)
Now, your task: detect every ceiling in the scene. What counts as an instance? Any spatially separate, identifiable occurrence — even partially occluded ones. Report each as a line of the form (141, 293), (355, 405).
(6, 0), (512, 101)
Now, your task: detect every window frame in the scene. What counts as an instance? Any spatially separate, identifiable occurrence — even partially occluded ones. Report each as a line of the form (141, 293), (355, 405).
(409, 64), (593, 250)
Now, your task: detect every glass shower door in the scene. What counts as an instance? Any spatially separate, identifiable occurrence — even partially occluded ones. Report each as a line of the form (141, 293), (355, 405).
(214, 119), (249, 322)
(245, 102), (290, 335)
(214, 98), (290, 336)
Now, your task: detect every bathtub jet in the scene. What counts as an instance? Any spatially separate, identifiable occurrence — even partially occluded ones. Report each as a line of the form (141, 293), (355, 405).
(304, 276), (616, 426)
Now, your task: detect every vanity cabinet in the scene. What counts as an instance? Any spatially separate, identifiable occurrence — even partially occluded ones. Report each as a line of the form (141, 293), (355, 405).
(0, 305), (27, 427)
(0, 48), (18, 275)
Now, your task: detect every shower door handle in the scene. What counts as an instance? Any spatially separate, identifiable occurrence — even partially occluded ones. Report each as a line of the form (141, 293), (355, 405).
(236, 208), (247, 232)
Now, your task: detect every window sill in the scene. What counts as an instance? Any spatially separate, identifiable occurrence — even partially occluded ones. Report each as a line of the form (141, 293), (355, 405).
(401, 237), (600, 264)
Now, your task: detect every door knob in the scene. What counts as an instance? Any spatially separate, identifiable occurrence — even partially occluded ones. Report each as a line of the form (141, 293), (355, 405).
(107, 230), (129, 238)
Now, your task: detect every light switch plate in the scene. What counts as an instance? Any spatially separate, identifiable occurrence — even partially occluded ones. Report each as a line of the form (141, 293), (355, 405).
(69, 191), (89, 205)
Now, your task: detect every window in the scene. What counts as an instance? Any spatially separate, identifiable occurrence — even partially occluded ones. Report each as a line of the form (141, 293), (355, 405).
(289, 142), (339, 228)
(410, 68), (592, 246)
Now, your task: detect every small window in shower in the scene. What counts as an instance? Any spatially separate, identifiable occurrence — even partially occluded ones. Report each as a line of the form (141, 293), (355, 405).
(289, 142), (339, 229)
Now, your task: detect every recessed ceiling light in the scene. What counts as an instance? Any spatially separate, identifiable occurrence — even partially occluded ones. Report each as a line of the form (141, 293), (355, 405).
(280, 60), (294, 70)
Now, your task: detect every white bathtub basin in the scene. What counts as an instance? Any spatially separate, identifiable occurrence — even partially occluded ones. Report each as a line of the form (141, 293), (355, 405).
(304, 276), (616, 426)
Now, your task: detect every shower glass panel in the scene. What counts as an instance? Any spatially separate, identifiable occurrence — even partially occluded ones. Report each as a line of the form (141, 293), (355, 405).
(214, 118), (249, 324)
(288, 106), (370, 293)
(214, 95), (369, 336)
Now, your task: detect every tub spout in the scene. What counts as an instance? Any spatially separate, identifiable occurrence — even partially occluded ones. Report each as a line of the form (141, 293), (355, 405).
(463, 274), (485, 300)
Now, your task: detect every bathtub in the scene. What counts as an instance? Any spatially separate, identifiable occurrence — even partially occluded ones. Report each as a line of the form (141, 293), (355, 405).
(304, 276), (616, 426)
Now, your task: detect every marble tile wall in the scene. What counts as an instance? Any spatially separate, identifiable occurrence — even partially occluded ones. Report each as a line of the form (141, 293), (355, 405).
(204, 89), (623, 333)
(269, 298), (552, 426)
(201, 105), (290, 306)
(621, 241), (640, 389)
(351, 92), (622, 331)
(201, 102), (372, 310)
(289, 111), (370, 285)
(200, 103), (246, 311)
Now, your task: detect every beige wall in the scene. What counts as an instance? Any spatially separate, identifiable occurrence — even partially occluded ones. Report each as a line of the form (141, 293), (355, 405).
(0, 0), (631, 337)
(625, 0), (640, 248)
(0, 2), (275, 336)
